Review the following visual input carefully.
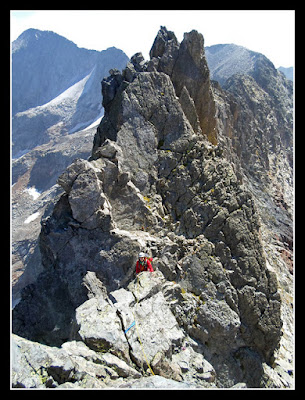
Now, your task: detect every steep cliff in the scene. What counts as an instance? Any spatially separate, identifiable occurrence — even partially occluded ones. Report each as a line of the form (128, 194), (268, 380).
(12, 27), (293, 388)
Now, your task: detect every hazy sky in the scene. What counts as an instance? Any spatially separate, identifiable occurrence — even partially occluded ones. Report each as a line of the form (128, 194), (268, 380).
(11, 10), (294, 68)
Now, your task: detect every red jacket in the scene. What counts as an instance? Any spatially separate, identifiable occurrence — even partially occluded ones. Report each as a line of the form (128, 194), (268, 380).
(136, 258), (154, 274)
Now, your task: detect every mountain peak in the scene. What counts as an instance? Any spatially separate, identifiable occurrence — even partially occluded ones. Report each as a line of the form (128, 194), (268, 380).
(13, 28), (77, 53)
(17, 27), (43, 39)
(205, 43), (277, 86)
(12, 29), (127, 116)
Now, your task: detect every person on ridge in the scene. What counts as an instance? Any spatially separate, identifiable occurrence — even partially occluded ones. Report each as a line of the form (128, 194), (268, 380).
(136, 252), (154, 274)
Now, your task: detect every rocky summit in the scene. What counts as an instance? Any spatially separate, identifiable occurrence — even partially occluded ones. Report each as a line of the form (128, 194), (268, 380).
(12, 27), (293, 388)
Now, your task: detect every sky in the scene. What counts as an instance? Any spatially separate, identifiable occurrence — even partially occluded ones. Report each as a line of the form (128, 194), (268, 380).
(10, 10), (295, 68)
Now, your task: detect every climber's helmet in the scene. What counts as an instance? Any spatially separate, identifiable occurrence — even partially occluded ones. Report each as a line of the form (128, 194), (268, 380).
(138, 252), (146, 259)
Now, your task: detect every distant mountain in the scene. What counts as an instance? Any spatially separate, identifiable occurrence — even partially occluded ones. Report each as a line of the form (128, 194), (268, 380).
(278, 66), (293, 81)
(12, 29), (128, 114)
(205, 43), (293, 85)
(13, 28), (97, 114)
(12, 29), (129, 157)
(205, 44), (261, 86)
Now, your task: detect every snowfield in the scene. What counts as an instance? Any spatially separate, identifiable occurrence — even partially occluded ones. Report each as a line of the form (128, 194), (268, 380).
(30, 68), (95, 112)
(24, 212), (40, 224)
(24, 187), (41, 200)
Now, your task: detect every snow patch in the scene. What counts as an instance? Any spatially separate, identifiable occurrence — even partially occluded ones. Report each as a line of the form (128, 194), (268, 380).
(12, 149), (30, 160)
(69, 111), (103, 134)
(24, 212), (40, 224)
(83, 113), (103, 131)
(16, 68), (95, 121)
(24, 187), (41, 200)
(39, 69), (94, 109)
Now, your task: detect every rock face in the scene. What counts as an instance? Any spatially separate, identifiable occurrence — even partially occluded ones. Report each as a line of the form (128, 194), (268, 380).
(150, 28), (217, 144)
(12, 27), (293, 388)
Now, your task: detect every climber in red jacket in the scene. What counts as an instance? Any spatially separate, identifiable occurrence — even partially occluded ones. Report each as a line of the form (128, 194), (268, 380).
(136, 252), (154, 274)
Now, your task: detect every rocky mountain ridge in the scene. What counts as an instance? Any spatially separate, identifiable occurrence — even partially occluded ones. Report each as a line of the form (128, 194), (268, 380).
(12, 29), (129, 299)
(205, 44), (293, 85)
(12, 27), (293, 388)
